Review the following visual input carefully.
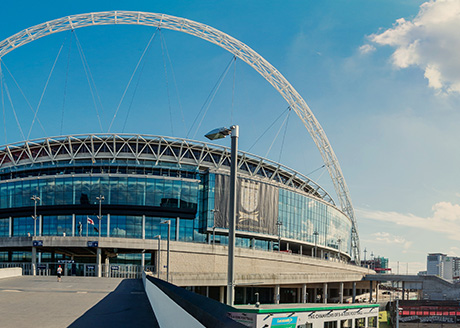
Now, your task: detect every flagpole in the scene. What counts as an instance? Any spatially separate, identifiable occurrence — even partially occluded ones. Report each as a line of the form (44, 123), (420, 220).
(86, 217), (88, 237)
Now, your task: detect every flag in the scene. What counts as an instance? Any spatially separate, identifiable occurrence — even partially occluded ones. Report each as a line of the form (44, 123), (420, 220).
(87, 217), (94, 225)
(93, 226), (99, 233)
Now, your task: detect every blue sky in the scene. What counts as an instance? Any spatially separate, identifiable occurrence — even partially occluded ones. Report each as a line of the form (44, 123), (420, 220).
(2, 0), (460, 273)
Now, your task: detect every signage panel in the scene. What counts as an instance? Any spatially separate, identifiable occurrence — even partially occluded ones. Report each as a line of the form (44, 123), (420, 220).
(272, 316), (298, 328)
(87, 241), (99, 247)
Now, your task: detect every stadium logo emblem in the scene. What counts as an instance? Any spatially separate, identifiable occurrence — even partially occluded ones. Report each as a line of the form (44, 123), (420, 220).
(239, 179), (260, 223)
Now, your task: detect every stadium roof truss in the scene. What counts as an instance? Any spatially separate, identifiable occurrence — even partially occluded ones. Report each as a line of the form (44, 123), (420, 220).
(0, 134), (335, 205)
(0, 11), (360, 263)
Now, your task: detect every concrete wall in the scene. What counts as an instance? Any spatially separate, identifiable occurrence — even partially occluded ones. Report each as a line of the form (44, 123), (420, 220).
(1, 236), (370, 287)
(0, 267), (22, 279)
(160, 241), (369, 286)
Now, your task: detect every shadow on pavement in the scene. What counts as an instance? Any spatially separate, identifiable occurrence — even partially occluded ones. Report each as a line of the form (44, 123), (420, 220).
(68, 279), (159, 328)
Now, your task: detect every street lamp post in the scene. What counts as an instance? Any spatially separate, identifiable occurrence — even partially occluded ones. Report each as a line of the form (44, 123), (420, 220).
(96, 195), (105, 238)
(337, 238), (342, 261)
(211, 209), (219, 245)
(313, 231), (319, 258)
(276, 220), (283, 252)
(160, 220), (171, 282)
(364, 248), (367, 267)
(31, 195), (40, 237)
(154, 235), (161, 279)
(205, 125), (238, 306)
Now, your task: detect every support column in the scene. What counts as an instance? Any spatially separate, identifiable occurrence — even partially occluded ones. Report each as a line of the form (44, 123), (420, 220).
(105, 257), (109, 278)
(72, 214), (75, 236)
(313, 288), (318, 303)
(8, 217), (12, 237)
(243, 287), (247, 304)
(376, 282), (379, 302)
(402, 282), (405, 300)
(297, 288), (301, 303)
(302, 284), (307, 303)
(142, 215), (145, 239)
(340, 282), (344, 304)
(176, 217), (180, 241)
(321, 250), (324, 259)
(300, 245), (302, 255)
(141, 252), (145, 269)
(323, 283), (328, 304)
(107, 214), (110, 237)
(32, 247), (37, 276)
(97, 248), (102, 278)
(275, 285), (280, 304)
(220, 286), (225, 303)
(369, 281), (373, 302)
(38, 215), (42, 236)
(352, 282), (356, 303)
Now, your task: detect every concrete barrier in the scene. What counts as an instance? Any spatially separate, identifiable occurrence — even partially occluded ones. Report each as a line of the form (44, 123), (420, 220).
(0, 267), (22, 279)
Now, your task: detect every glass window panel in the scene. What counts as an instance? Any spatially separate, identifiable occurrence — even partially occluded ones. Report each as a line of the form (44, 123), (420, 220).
(0, 218), (9, 236)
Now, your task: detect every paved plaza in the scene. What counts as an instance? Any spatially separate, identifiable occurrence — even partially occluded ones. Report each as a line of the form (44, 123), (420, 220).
(0, 276), (157, 328)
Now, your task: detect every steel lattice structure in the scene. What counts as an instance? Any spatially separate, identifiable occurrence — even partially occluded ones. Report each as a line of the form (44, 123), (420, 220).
(0, 11), (360, 262)
(0, 134), (335, 205)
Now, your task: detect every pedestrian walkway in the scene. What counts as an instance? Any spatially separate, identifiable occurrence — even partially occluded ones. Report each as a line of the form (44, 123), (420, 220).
(0, 276), (157, 328)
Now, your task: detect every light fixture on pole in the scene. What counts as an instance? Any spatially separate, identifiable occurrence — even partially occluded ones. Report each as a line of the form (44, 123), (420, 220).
(205, 125), (238, 306)
(160, 220), (171, 282)
(276, 220), (283, 252)
(313, 231), (319, 258)
(211, 209), (219, 245)
(96, 195), (105, 237)
(154, 235), (161, 279)
(364, 248), (367, 268)
(31, 195), (40, 237)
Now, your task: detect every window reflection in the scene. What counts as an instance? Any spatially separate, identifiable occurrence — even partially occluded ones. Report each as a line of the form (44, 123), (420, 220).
(0, 175), (199, 210)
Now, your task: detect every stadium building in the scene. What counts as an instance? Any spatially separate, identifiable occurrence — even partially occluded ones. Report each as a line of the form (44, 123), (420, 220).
(0, 12), (373, 306)
(0, 134), (371, 304)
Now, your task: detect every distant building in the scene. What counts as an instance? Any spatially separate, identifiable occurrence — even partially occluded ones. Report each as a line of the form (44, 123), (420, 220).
(427, 253), (446, 277)
(426, 253), (460, 282)
(362, 256), (390, 273)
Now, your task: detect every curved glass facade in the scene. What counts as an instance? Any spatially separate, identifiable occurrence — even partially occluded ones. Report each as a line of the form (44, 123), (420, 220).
(0, 175), (199, 210)
(0, 137), (353, 257)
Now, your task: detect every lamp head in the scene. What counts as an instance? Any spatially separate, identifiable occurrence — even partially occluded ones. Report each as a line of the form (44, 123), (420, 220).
(205, 127), (232, 140)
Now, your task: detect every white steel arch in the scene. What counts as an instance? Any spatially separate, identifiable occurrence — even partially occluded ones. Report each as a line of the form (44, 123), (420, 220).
(0, 11), (360, 263)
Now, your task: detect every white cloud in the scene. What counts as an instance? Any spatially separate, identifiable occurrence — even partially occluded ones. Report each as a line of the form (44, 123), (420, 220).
(359, 44), (376, 55)
(366, 0), (460, 94)
(365, 232), (413, 250)
(357, 201), (460, 241)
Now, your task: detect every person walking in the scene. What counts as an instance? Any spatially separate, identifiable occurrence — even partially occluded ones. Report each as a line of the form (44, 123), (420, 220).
(57, 265), (63, 282)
